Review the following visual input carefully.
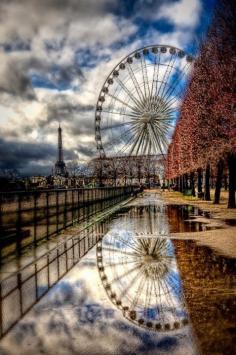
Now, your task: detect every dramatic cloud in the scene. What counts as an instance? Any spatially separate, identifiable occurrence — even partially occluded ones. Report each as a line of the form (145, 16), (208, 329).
(0, 137), (77, 175)
(156, 0), (202, 28)
(0, 0), (214, 175)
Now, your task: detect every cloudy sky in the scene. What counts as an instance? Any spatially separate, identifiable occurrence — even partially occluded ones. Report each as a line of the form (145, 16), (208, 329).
(0, 0), (216, 176)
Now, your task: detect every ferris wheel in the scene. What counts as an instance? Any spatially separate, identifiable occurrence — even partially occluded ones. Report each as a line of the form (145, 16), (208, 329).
(96, 228), (189, 331)
(95, 45), (194, 158)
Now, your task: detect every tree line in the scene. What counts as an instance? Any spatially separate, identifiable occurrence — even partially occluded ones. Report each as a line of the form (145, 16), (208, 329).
(165, 0), (236, 208)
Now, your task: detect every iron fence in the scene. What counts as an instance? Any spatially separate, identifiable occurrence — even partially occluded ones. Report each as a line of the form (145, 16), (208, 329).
(0, 186), (136, 259)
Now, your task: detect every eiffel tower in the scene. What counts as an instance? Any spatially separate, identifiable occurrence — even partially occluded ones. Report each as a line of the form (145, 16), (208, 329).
(55, 124), (67, 176)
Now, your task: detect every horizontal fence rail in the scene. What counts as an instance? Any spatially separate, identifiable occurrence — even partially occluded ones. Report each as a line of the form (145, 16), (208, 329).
(0, 186), (137, 259)
(0, 218), (110, 338)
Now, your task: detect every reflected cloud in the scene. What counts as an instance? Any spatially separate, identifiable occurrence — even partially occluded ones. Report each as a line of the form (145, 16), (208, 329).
(97, 204), (189, 332)
(0, 194), (199, 355)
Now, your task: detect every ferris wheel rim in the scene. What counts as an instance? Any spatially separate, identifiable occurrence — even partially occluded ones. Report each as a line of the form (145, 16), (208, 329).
(95, 44), (194, 158)
(96, 235), (189, 332)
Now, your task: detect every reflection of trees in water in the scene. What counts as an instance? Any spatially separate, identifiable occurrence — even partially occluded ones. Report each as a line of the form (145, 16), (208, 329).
(97, 223), (189, 331)
(174, 240), (236, 354)
(116, 204), (170, 238)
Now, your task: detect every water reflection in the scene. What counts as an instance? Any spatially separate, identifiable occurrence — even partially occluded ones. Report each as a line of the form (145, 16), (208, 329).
(0, 219), (109, 339)
(97, 205), (189, 332)
(1, 193), (234, 354)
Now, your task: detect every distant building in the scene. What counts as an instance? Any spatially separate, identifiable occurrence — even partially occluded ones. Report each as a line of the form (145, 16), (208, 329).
(54, 124), (68, 176)
(29, 176), (47, 188)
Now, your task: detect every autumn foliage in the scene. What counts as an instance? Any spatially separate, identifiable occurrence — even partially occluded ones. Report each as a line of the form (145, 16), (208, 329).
(165, 0), (236, 207)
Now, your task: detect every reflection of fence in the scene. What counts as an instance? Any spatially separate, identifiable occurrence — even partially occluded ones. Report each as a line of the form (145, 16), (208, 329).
(0, 186), (135, 258)
(0, 219), (110, 338)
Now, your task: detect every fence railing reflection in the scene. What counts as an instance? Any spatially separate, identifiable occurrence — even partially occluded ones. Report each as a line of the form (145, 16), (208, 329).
(0, 186), (135, 258)
(0, 218), (110, 338)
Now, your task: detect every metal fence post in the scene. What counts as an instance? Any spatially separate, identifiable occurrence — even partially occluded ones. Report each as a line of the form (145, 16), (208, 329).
(16, 193), (22, 255)
(46, 191), (49, 239)
(56, 190), (59, 234)
(33, 192), (37, 245)
(64, 190), (67, 228)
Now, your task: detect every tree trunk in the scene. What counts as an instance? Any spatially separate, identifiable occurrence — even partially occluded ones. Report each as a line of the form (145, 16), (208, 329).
(176, 177), (179, 191)
(180, 175), (183, 192)
(182, 174), (186, 190)
(224, 175), (228, 191)
(190, 172), (195, 196)
(214, 159), (224, 204)
(197, 168), (203, 197)
(204, 164), (211, 201)
(228, 153), (236, 208)
(184, 174), (188, 190)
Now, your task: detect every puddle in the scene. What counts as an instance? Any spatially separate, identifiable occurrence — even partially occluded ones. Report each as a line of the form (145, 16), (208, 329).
(223, 218), (236, 226)
(117, 204), (222, 234)
(0, 193), (235, 355)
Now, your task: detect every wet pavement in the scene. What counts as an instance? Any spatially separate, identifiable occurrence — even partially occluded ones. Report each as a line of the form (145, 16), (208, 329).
(0, 192), (235, 355)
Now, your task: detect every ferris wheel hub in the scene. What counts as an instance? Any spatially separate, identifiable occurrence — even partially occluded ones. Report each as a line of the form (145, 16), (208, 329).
(140, 113), (152, 123)
(142, 254), (160, 264)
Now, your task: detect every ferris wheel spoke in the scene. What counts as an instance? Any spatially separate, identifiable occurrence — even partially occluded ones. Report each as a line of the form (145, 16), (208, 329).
(130, 271), (147, 309)
(119, 267), (144, 299)
(102, 109), (140, 119)
(153, 113), (175, 123)
(150, 52), (160, 99)
(145, 128), (153, 155)
(146, 131), (153, 155)
(151, 80), (177, 113)
(105, 258), (139, 268)
(153, 104), (174, 120)
(106, 92), (140, 113)
(116, 235), (145, 254)
(148, 124), (163, 153)
(149, 124), (166, 156)
(100, 121), (135, 131)
(138, 238), (151, 255)
(143, 130), (150, 155)
(153, 52), (162, 99)
(115, 77), (144, 111)
(155, 64), (167, 99)
(102, 246), (141, 257)
(117, 129), (141, 155)
(103, 124), (139, 150)
(164, 62), (191, 103)
(166, 272), (181, 290)
(127, 63), (146, 104)
(145, 278), (154, 317)
(153, 120), (170, 139)
(157, 282), (171, 320)
(143, 277), (150, 315)
(148, 136), (152, 155)
(152, 123), (172, 138)
(164, 94), (182, 111)
(151, 238), (162, 255)
(159, 54), (177, 102)
(161, 277), (177, 311)
(140, 54), (151, 101)
(110, 263), (142, 284)
(153, 277), (163, 319)
(129, 128), (144, 155)
(138, 129), (147, 155)
(135, 128), (147, 155)
(135, 128), (148, 155)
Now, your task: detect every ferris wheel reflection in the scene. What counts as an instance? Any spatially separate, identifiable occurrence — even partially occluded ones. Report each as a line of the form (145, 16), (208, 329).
(96, 205), (189, 331)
